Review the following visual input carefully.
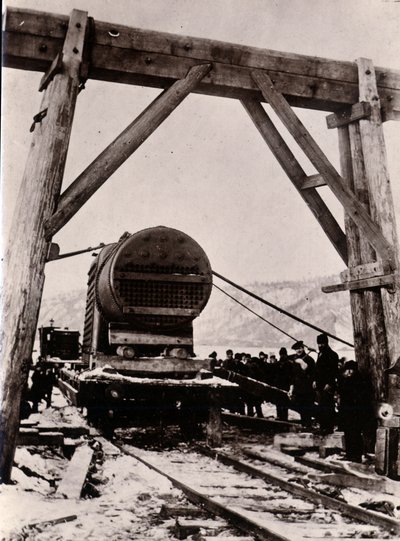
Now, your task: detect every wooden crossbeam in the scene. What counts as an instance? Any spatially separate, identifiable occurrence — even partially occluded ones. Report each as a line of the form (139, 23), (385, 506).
(322, 274), (396, 293)
(251, 70), (396, 269)
(242, 99), (348, 264)
(3, 7), (400, 115)
(44, 63), (211, 238)
(340, 260), (392, 282)
(326, 102), (371, 129)
(301, 174), (326, 189)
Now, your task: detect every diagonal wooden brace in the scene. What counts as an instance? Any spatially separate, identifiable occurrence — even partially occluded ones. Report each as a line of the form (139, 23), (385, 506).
(242, 98), (348, 264)
(44, 63), (211, 239)
(251, 69), (396, 269)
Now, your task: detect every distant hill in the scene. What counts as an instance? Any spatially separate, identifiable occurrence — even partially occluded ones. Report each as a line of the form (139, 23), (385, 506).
(37, 275), (353, 351)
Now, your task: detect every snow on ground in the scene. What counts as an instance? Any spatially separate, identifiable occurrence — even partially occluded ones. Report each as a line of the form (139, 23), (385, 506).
(0, 389), (184, 541)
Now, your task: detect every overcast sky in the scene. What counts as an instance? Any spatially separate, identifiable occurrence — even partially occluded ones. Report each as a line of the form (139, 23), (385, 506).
(2, 0), (400, 299)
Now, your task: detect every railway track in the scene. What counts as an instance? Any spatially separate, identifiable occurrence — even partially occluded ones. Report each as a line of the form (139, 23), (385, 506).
(113, 436), (400, 541)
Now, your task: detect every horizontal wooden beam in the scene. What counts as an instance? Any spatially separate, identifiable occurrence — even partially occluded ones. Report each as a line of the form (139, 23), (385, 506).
(322, 273), (396, 293)
(326, 102), (371, 129)
(252, 70), (396, 268)
(44, 63), (211, 238)
(301, 174), (326, 189)
(3, 7), (400, 114)
(340, 260), (392, 282)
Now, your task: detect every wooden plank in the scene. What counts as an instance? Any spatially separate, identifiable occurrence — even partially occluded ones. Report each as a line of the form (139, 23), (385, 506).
(0, 9), (87, 484)
(222, 412), (300, 433)
(24, 515), (77, 530)
(57, 378), (80, 406)
(3, 7), (400, 114)
(241, 99), (348, 264)
(17, 430), (64, 446)
(301, 174), (326, 189)
(159, 504), (207, 518)
(215, 368), (288, 405)
(44, 63), (211, 238)
(56, 444), (94, 499)
(326, 102), (371, 129)
(340, 260), (392, 282)
(252, 70), (396, 268)
(322, 273), (396, 293)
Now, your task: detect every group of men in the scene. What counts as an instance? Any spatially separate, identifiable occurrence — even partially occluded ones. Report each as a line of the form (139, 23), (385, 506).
(20, 359), (57, 418)
(214, 333), (375, 463)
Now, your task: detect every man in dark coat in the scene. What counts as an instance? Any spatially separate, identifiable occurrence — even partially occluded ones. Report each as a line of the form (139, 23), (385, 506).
(243, 357), (264, 417)
(313, 333), (339, 435)
(337, 360), (375, 462)
(274, 347), (293, 421)
(288, 341), (315, 428)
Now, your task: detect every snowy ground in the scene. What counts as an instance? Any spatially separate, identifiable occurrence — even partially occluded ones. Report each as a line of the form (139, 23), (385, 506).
(0, 389), (186, 541)
(2, 388), (399, 540)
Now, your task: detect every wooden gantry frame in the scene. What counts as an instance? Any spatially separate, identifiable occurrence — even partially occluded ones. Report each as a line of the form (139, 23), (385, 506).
(1, 7), (400, 482)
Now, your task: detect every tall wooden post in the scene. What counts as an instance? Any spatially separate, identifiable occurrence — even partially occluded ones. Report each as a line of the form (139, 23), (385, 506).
(0, 10), (87, 483)
(356, 59), (400, 478)
(337, 59), (400, 477)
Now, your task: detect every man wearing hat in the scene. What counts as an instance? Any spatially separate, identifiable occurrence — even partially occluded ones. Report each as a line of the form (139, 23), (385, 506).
(288, 340), (315, 428)
(313, 334), (339, 436)
(337, 360), (375, 462)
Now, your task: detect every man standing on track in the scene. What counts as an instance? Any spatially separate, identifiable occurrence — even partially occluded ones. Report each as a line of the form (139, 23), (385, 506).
(313, 333), (339, 436)
(288, 340), (315, 428)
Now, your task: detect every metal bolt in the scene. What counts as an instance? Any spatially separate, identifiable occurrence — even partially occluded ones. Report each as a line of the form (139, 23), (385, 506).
(184, 43), (191, 51)
(145, 57), (152, 64)
(365, 69), (371, 75)
(39, 44), (47, 52)
(76, 22), (81, 28)
(387, 95), (393, 102)
(73, 47), (79, 54)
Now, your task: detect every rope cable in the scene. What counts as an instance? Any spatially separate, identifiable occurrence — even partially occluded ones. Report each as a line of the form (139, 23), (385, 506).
(213, 283), (299, 343)
(212, 270), (354, 348)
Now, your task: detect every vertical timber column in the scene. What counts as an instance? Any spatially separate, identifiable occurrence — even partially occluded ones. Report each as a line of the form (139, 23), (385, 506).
(337, 126), (369, 366)
(348, 122), (388, 403)
(0, 10), (88, 483)
(357, 58), (400, 478)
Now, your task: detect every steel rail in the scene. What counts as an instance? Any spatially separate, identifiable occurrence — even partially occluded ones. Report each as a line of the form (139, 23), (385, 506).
(114, 442), (294, 541)
(196, 445), (400, 536)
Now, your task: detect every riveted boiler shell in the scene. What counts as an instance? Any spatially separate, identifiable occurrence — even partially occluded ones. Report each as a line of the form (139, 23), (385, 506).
(96, 226), (212, 331)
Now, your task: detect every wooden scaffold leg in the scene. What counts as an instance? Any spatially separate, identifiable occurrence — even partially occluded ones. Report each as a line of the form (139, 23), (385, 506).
(0, 10), (88, 483)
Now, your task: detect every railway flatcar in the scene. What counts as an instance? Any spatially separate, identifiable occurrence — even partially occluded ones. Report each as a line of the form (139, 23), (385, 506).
(59, 226), (237, 438)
